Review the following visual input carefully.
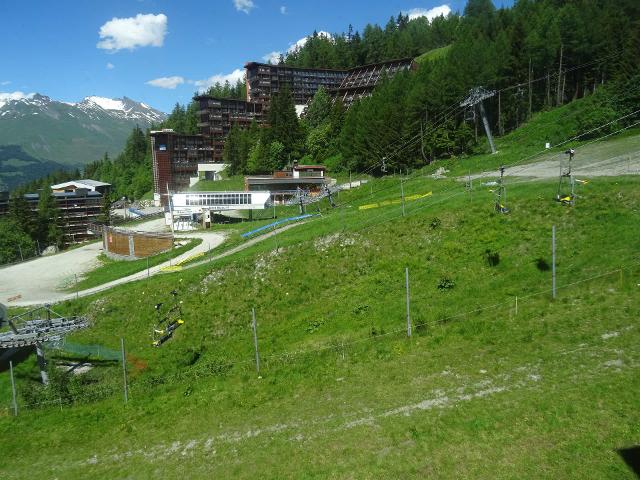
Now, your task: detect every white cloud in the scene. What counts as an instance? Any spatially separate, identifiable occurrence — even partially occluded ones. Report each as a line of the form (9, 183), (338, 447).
(97, 13), (168, 52)
(106, 62), (115, 70)
(262, 51), (282, 64)
(404, 4), (451, 21)
(193, 69), (245, 91)
(288, 31), (332, 53)
(280, 5), (287, 14)
(0, 91), (35, 108)
(146, 76), (185, 89)
(234, 0), (255, 14)
(0, 81), (10, 86)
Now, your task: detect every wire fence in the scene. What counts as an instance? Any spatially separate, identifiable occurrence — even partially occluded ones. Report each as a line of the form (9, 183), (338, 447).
(3, 253), (638, 417)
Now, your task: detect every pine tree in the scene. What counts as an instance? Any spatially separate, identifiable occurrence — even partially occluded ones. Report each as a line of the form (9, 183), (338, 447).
(37, 186), (63, 248)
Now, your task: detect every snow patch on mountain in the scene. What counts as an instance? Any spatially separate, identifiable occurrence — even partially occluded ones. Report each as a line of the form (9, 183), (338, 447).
(84, 96), (125, 112)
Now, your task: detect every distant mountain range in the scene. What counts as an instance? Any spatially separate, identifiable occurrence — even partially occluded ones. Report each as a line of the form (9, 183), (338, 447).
(0, 94), (166, 190)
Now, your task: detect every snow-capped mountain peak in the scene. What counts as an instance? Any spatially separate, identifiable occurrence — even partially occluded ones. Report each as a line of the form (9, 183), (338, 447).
(0, 92), (167, 168)
(82, 96), (125, 111)
(0, 92), (165, 123)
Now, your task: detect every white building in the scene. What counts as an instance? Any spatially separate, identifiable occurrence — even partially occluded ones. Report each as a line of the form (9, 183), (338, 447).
(167, 191), (271, 230)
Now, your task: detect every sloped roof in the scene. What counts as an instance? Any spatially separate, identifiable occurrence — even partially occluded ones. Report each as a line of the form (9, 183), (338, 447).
(50, 179), (111, 190)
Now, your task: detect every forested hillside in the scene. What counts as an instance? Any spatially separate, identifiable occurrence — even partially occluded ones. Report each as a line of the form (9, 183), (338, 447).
(225, 0), (640, 175)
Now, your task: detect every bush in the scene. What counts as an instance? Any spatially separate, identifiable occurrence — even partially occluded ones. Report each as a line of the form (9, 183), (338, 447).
(437, 277), (456, 290)
(484, 249), (500, 267)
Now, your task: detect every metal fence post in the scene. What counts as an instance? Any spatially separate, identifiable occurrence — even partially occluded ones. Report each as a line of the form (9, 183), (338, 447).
(9, 360), (18, 416)
(405, 268), (412, 337)
(401, 179), (405, 217)
(121, 338), (128, 404)
(251, 308), (260, 374)
(552, 225), (557, 299)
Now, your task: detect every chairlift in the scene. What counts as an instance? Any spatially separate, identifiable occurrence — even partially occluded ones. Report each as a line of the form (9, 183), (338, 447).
(151, 290), (185, 347)
(493, 165), (510, 214)
(556, 149), (577, 205)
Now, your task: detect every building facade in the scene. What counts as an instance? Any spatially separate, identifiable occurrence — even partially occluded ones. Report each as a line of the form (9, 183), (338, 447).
(21, 182), (108, 244)
(151, 130), (215, 205)
(330, 58), (417, 107)
(245, 62), (347, 109)
(151, 97), (266, 204)
(194, 95), (264, 159)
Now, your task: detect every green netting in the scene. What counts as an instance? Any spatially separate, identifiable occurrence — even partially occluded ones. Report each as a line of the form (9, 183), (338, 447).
(46, 341), (120, 361)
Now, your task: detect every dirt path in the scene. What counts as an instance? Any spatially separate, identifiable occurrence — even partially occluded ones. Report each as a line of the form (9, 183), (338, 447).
(470, 132), (640, 181)
(1, 220), (307, 307)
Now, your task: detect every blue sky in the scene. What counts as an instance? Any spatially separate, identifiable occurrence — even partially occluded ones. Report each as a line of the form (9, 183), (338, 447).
(0, 0), (510, 112)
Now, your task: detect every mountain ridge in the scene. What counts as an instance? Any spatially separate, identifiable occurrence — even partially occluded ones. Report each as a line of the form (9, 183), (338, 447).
(0, 93), (166, 190)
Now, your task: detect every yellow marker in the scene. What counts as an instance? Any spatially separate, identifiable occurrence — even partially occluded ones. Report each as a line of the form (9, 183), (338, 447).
(160, 265), (183, 273)
(176, 252), (205, 266)
(359, 191), (432, 210)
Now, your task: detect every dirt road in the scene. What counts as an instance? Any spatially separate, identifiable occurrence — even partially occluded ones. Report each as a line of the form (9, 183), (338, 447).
(470, 132), (640, 181)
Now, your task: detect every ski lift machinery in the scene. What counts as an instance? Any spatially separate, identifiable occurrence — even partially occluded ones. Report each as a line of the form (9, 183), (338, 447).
(151, 290), (185, 347)
(556, 149), (587, 205)
(490, 165), (510, 214)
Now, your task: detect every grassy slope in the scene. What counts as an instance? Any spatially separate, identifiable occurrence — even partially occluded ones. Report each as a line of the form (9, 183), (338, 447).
(189, 176), (246, 192)
(1, 104), (640, 478)
(415, 45), (451, 64)
(70, 238), (202, 291)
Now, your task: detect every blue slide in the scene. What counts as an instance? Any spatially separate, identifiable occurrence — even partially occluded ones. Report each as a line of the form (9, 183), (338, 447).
(241, 214), (318, 238)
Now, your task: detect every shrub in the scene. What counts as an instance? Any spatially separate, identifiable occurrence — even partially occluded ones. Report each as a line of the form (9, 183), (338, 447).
(437, 277), (456, 290)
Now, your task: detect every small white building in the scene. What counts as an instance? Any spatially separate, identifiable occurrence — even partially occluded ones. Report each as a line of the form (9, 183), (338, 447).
(167, 191), (271, 230)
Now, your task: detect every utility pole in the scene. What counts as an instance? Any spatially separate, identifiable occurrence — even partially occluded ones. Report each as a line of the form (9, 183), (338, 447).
(556, 44), (563, 106)
(9, 360), (18, 416)
(498, 91), (504, 136)
(121, 338), (128, 404)
(405, 268), (411, 337)
(35, 343), (49, 385)
(166, 183), (175, 236)
(494, 166), (509, 214)
(546, 71), (551, 107)
(400, 178), (405, 217)
(251, 308), (260, 374)
(461, 87), (497, 154)
(552, 225), (557, 299)
(528, 57), (533, 119)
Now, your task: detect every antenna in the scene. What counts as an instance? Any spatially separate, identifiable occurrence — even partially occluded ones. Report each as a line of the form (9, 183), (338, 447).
(461, 87), (497, 154)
